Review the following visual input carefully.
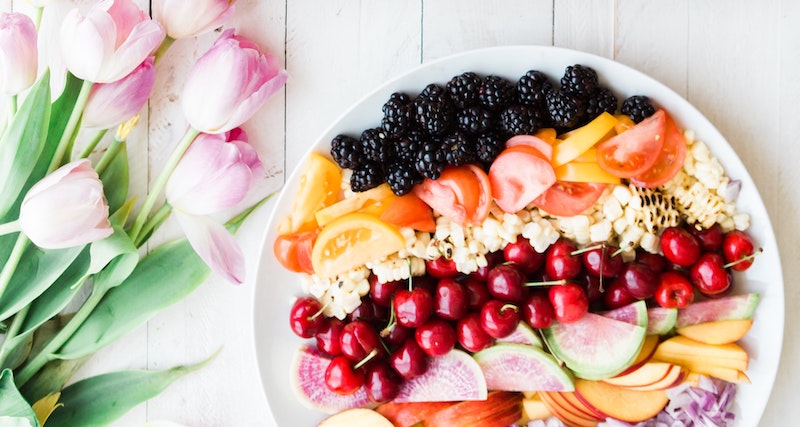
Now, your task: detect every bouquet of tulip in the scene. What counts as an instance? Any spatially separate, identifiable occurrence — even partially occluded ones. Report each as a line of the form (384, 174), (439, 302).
(0, 0), (286, 425)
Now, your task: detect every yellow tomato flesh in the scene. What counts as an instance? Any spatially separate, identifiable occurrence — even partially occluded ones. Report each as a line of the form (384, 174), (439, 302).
(554, 161), (621, 184)
(311, 212), (406, 279)
(551, 112), (618, 167)
(280, 152), (341, 235)
(315, 183), (395, 226)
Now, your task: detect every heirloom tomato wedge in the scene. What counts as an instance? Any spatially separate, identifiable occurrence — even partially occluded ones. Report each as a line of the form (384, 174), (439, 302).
(596, 109), (666, 178)
(629, 111), (688, 188)
(413, 164), (491, 226)
(533, 181), (607, 217)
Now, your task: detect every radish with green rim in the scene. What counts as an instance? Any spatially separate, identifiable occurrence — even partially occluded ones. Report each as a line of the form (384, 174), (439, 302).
(473, 343), (574, 392)
(647, 307), (677, 335)
(675, 293), (760, 328)
(601, 300), (648, 327)
(291, 346), (374, 413)
(495, 322), (542, 347)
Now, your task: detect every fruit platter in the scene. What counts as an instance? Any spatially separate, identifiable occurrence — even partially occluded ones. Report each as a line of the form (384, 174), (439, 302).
(252, 46), (783, 427)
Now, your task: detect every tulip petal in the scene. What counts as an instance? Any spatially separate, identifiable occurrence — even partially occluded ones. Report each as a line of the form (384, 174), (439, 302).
(83, 56), (155, 128)
(223, 68), (287, 133)
(60, 8), (111, 82)
(98, 19), (164, 83)
(174, 210), (245, 284)
(155, 0), (235, 39)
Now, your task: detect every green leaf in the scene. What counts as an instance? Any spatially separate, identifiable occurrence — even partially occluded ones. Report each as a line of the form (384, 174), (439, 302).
(98, 141), (129, 214)
(88, 224), (138, 291)
(0, 73), (51, 220)
(43, 356), (213, 427)
(55, 239), (210, 360)
(19, 357), (87, 406)
(0, 369), (40, 427)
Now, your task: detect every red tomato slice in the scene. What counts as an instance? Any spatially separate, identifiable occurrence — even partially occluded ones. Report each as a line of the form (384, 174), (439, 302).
(596, 109), (666, 178)
(380, 193), (436, 232)
(489, 148), (557, 213)
(413, 165), (492, 225)
(533, 182), (607, 217)
(501, 144), (550, 162)
(629, 112), (687, 188)
(273, 231), (316, 274)
(505, 135), (553, 161)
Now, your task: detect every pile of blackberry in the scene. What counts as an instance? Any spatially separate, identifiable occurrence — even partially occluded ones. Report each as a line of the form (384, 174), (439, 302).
(330, 65), (656, 196)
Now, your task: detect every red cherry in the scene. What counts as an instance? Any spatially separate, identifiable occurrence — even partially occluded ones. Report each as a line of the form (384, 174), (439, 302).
(370, 275), (404, 307)
(617, 262), (659, 300)
(545, 238), (582, 280)
(581, 244), (623, 278)
(503, 236), (545, 274)
(324, 356), (365, 395)
(469, 251), (505, 282)
(690, 252), (732, 297)
(660, 226), (701, 267)
(382, 323), (411, 348)
(348, 298), (381, 323)
(521, 290), (555, 329)
(690, 223), (724, 252)
(581, 273), (604, 303)
(426, 257), (459, 278)
(603, 279), (636, 309)
(463, 278), (492, 311)
(315, 318), (345, 357)
(340, 320), (385, 362)
(654, 270), (695, 309)
(548, 283), (588, 323)
(434, 278), (469, 321)
(389, 338), (429, 380)
(722, 230), (756, 272)
(635, 250), (667, 273)
(415, 319), (457, 357)
(365, 362), (402, 403)
(289, 297), (329, 338)
(456, 312), (494, 352)
(480, 300), (519, 338)
(487, 264), (526, 303)
(394, 288), (434, 328)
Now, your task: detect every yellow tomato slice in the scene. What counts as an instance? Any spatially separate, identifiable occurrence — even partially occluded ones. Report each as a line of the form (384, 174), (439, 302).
(534, 127), (557, 145)
(573, 147), (598, 163)
(315, 183), (395, 226)
(554, 161), (621, 184)
(551, 112), (618, 167)
(311, 212), (406, 279)
(280, 152), (341, 235)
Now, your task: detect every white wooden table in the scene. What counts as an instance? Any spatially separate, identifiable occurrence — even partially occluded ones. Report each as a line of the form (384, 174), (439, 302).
(5, 0), (797, 425)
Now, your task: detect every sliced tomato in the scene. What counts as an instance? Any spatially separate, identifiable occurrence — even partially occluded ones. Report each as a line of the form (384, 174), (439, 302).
(533, 182), (607, 217)
(380, 193), (436, 232)
(596, 109), (666, 178)
(630, 112), (687, 188)
(502, 144), (550, 161)
(273, 231), (316, 274)
(505, 135), (553, 160)
(489, 147), (556, 213)
(413, 164), (492, 225)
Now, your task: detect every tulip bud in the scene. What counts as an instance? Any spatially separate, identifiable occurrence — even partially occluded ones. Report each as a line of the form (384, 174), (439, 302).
(83, 57), (156, 129)
(165, 129), (264, 215)
(60, 0), (165, 83)
(154, 0), (235, 40)
(182, 29), (287, 134)
(20, 160), (113, 249)
(0, 12), (38, 95)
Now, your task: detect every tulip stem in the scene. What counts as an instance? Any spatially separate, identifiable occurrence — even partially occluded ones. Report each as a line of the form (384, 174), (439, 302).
(48, 80), (93, 173)
(79, 129), (108, 159)
(0, 233), (30, 302)
(134, 203), (173, 248)
(129, 127), (201, 243)
(0, 305), (28, 369)
(0, 220), (20, 236)
(95, 137), (124, 176)
(154, 36), (176, 65)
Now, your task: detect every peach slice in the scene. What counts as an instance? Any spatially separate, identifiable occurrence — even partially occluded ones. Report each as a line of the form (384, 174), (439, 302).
(652, 336), (748, 371)
(538, 391), (599, 427)
(521, 394), (552, 422)
(604, 362), (685, 391)
(616, 334), (659, 376)
(317, 408), (394, 427)
(675, 319), (753, 345)
(574, 379), (669, 423)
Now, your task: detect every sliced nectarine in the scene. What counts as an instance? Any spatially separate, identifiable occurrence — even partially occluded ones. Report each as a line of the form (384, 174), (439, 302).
(538, 391), (599, 427)
(675, 318), (753, 345)
(521, 394), (552, 422)
(653, 336), (748, 371)
(574, 379), (669, 423)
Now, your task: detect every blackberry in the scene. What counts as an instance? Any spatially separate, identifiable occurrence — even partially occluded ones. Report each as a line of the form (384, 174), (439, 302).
(385, 161), (422, 196)
(360, 127), (392, 165)
(415, 139), (446, 180)
(546, 89), (585, 130)
(621, 95), (656, 123)
(560, 64), (599, 100)
(441, 132), (476, 167)
(478, 75), (515, 111)
(457, 106), (494, 134)
(516, 70), (552, 107)
(414, 85), (455, 136)
(499, 104), (543, 136)
(330, 134), (363, 169)
(350, 161), (384, 192)
(475, 132), (504, 166)
(584, 88), (618, 121)
(381, 92), (414, 137)
(446, 72), (482, 108)
(392, 129), (424, 164)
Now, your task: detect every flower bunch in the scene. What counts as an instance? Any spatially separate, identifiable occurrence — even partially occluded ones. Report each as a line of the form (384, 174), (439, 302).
(0, 0), (285, 425)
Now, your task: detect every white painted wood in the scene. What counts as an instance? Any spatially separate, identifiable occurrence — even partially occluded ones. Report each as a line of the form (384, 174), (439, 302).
(554, 0), (614, 58)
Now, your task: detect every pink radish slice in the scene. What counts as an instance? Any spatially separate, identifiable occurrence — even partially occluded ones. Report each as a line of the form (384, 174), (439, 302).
(394, 349), (487, 403)
(291, 346), (374, 413)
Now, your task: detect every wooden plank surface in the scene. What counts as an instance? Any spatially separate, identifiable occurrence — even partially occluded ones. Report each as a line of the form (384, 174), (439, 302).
(3, 1), (797, 425)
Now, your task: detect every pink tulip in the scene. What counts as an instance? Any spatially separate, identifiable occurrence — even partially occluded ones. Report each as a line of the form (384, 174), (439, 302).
(0, 12), (38, 95)
(182, 29), (286, 134)
(174, 210), (245, 284)
(60, 0), (165, 83)
(165, 128), (264, 215)
(20, 160), (113, 249)
(154, 0), (236, 40)
(83, 56), (156, 129)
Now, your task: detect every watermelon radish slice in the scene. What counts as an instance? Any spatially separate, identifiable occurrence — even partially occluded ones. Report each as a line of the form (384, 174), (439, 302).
(473, 343), (574, 392)
(647, 307), (677, 335)
(543, 313), (646, 380)
(394, 349), (487, 403)
(291, 346), (374, 413)
(601, 300), (648, 328)
(496, 322), (543, 347)
(675, 293), (760, 328)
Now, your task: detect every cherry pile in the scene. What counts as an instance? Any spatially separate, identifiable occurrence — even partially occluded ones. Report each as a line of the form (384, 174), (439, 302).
(288, 224), (758, 402)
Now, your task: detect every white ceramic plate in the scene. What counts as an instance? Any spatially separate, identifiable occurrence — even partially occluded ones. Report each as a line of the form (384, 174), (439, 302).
(252, 46), (784, 427)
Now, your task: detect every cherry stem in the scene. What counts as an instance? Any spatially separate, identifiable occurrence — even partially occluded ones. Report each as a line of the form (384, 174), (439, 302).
(406, 258), (414, 291)
(380, 300), (397, 338)
(611, 247), (626, 258)
(353, 348), (379, 370)
(570, 244), (604, 256)
(500, 303), (519, 314)
(723, 248), (763, 269)
(309, 299), (333, 321)
(524, 279), (568, 287)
